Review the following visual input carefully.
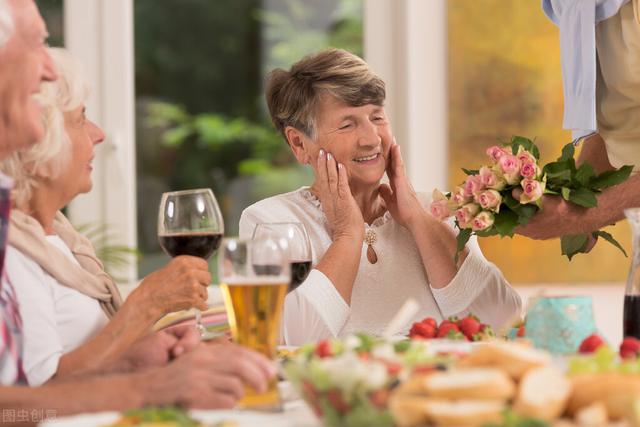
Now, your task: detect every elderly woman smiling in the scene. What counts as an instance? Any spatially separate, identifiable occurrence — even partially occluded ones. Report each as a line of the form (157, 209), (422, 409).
(239, 49), (522, 345)
(0, 48), (212, 386)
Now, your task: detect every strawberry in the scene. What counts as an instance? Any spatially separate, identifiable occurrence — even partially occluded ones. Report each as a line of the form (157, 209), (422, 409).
(302, 380), (322, 416)
(315, 340), (332, 358)
(620, 337), (640, 359)
(384, 361), (403, 376)
(369, 389), (390, 409)
(420, 317), (438, 329)
(409, 322), (437, 339)
(516, 325), (526, 337)
(413, 364), (437, 374)
(326, 389), (350, 414)
(579, 334), (605, 354)
(437, 322), (460, 338)
(458, 315), (482, 340)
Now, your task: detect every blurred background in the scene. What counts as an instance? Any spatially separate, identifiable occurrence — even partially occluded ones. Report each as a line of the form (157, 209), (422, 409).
(37, 0), (630, 286)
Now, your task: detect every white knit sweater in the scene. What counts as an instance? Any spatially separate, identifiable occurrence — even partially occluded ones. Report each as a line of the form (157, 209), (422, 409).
(239, 187), (521, 346)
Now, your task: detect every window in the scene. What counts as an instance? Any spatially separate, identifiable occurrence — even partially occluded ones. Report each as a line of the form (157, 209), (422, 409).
(134, 0), (363, 277)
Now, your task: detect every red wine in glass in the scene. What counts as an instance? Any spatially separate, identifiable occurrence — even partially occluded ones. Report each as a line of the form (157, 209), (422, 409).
(252, 222), (312, 293)
(624, 295), (640, 339)
(159, 233), (223, 259)
(158, 189), (224, 336)
(290, 260), (311, 291)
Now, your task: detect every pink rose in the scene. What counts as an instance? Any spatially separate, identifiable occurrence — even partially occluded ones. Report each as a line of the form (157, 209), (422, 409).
(463, 175), (485, 198)
(520, 162), (539, 179)
(516, 148), (536, 165)
(472, 211), (495, 232)
(475, 189), (502, 212)
(451, 186), (471, 207)
(479, 166), (506, 191)
(430, 199), (451, 221)
(455, 203), (480, 229)
(498, 154), (521, 175)
(486, 145), (510, 162)
(519, 179), (545, 204)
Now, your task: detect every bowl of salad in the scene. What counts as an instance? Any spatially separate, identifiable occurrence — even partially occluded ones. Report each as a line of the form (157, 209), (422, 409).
(282, 334), (445, 427)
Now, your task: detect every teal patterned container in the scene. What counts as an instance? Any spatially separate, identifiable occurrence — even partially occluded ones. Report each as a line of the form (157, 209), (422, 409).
(525, 296), (597, 354)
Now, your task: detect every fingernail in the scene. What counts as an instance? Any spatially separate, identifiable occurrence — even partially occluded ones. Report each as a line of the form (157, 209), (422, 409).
(327, 153), (332, 161)
(319, 149), (325, 156)
(338, 163), (343, 170)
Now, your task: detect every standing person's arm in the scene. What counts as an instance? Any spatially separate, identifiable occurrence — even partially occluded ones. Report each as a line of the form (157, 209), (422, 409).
(516, 134), (640, 240)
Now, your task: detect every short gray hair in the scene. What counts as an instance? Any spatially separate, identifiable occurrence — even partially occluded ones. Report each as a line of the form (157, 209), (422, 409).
(0, 48), (89, 208)
(0, 0), (14, 49)
(266, 49), (386, 141)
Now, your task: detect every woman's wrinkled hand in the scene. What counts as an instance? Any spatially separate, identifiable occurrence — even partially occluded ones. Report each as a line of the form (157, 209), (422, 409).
(133, 256), (211, 320)
(379, 141), (425, 230)
(311, 149), (365, 243)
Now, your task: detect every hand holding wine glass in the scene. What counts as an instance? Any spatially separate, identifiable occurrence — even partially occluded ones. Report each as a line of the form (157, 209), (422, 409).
(158, 188), (224, 336)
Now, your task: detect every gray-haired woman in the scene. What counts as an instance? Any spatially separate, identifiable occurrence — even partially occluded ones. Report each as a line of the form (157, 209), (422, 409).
(240, 48), (522, 345)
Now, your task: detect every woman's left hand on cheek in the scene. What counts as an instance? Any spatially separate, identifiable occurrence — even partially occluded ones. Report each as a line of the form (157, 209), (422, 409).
(379, 141), (425, 229)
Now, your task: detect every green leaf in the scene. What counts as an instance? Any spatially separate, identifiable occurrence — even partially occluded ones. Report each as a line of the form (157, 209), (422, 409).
(462, 168), (479, 175)
(476, 228), (500, 237)
(593, 230), (628, 257)
(162, 125), (193, 147)
(575, 163), (595, 186)
(567, 187), (597, 208)
(561, 187), (571, 201)
(590, 165), (633, 190)
(542, 160), (573, 184)
(454, 228), (472, 264)
(510, 136), (540, 160)
(503, 194), (520, 211)
(559, 143), (575, 162)
(514, 204), (537, 226)
(561, 234), (589, 260)
(493, 209), (518, 237)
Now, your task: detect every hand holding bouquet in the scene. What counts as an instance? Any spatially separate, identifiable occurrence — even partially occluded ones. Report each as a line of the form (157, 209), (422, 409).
(430, 136), (632, 260)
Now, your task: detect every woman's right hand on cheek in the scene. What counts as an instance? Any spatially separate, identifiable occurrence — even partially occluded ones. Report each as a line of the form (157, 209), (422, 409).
(311, 149), (365, 243)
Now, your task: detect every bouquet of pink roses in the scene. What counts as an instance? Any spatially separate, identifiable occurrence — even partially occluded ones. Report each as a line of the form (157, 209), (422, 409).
(431, 136), (632, 260)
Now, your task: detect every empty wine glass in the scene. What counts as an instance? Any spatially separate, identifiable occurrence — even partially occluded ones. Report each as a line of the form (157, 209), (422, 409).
(252, 222), (312, 292)
(158, 188), (224, 335)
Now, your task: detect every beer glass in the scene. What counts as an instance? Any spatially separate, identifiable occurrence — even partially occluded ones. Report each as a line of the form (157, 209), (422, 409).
(158, 189), (224, 335)
(252, 222), (312, 292)
(218, 238), (290, 410)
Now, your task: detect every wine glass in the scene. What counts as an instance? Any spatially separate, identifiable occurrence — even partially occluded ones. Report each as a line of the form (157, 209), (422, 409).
(252, 222), (312, 292)
(158, 188), (224, 335)
(219, 237), (290, 410)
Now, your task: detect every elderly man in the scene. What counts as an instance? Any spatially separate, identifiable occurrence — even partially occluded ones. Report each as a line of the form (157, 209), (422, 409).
(0, 0), (274, 422)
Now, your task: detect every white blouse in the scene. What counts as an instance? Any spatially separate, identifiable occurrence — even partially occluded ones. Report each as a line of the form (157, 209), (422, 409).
(7, 236), (108, 385)
(239, 187), (522, 346)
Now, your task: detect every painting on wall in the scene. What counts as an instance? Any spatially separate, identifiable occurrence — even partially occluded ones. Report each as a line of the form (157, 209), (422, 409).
(448, 0), (630, 284)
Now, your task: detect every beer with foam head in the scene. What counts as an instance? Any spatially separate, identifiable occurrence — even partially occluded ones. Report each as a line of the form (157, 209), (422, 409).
(219, 238), (289, 410)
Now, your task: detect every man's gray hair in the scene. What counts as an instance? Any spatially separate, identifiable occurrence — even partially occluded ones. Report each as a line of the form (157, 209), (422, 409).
(0, 0), (14, 49)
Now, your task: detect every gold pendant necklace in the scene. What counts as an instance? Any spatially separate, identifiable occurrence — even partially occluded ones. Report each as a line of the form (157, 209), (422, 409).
(364, 229), (378, 264)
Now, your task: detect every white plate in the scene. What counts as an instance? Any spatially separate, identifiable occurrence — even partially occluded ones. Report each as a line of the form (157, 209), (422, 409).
(40, 409), (299, 427)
